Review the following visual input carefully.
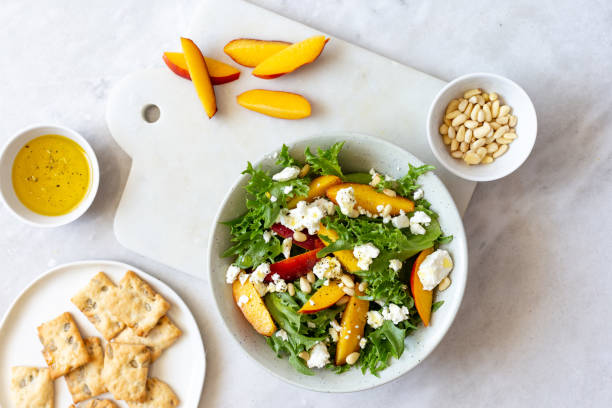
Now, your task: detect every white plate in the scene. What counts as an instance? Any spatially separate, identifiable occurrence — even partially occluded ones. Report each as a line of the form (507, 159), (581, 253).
(208, 132), (468, 392)
(0, 260), (205, 407)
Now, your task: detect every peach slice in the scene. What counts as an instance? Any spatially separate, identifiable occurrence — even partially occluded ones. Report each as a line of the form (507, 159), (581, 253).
(298, 281), (346, 314)
(252, 35), (329, 79)
(287, 175), (342, 208)
(163, 52), (240, 84)
(326, 183), (415, 216)
(410, 247), (434, 326)
(237, 89), (311, 119)
(224, 39), (291, 67)
(232, 278), (277, 336)
(180, 37), (217, 118)
(317, 225), (361, 273)
(335, 287), (369, 365)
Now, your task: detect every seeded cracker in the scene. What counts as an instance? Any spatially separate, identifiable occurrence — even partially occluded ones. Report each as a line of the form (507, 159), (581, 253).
(37, 312), (90, 379)
(71, 272), (125, 339)
(114, 315), (182, 361)
(81, 400), (119, 408)
(10, 366), (53, 408)
(105, 270), (170, 336)
(127, 377), (180, 408)
(65, 337), (107, 402)
(102, 342), (150, 402)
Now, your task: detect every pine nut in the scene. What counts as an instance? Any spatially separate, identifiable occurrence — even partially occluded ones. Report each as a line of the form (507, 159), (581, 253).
(458, 99), (468, 112)
(483, 93), (490, 102)
(473, 123), (490, 139)
(439, 123), (449, 135)
(447, 126), (456, 139)
(468, 95), (478, 104)
(482, 155), (494, 164)
(443, 135), (451, 145)
(457, 125), (466, 142)
(451, 113), (468, 127)
(464, 88), (482, 98)
(493, 144), (508, 158)
(460, 141), (469, 152)
(438, 277), (451, 291)
(487, 142), (499, 153)
(307, 271), (316, 284)
(293, 231), (307, 242)
(476, 146), (487, 157)
(451, 151), (464, 159)
(471, 138), (486, 150)
(463, 151), (482, 165)
(287, 283), (296, 296)
(446, 99), (460, 115)
(483, 104), (492, 122)
(477, 109), (485, 122)
(496, 115), (509, 125)
(464, 120), (479, 129)
(464, 129), (473, 144)
(444, 118), (451, 127)
(450, 139), (459, 152)
(299, 276), (311, 294)
(335, 296), (349, 306)
(383, 188), (396, 197)
(493, 125), (509, 140)
(499, 105), (511, 117)
(445, 110), (460, 120)
(497, 137), (512, 145)
(464, 103), (474, 117)
(470, 104), (481, 121)
(492, 100), (500, 118)
(341, 274), (355, 288)
(358, 281), (368, 292)
(299, 164), (310, 178)
(504, 132), (517, 140)
(342, 286), (355, 297)
(489, 92), (499, 101)
(299, 351), (310, 360)
(478, 95), (486, 106)
(490, 121), (501, 130)
(508, 115), (518, 127)
(346, 352), (360, 365)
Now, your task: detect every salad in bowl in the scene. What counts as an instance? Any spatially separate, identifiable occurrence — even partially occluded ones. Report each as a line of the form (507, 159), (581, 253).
(220, 140), (457, 377)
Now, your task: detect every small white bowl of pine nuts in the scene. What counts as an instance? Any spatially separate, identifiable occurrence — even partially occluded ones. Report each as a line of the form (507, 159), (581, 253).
(427, 73), (537, 181)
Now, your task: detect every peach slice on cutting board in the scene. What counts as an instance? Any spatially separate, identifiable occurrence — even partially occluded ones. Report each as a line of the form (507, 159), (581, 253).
(326, 183), (415, 216)
(252, 35), (329, 79)
(180, 37), (217, 118)
(162, 51), (240, 84)
(335, 287), (369, 365)
(410, 247), (434, 326)
(237, 89), (311, 119)
(224, 38), (291, 67)
(298, 281), (346, 314)
(232, 278), (277, 336)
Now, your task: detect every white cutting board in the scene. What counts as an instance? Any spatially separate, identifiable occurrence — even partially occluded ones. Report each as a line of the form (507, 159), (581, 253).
(106, 0), (476, 279)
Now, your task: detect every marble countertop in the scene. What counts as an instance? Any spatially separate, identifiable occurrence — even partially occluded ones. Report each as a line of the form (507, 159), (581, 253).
(1, 0), (611, 407)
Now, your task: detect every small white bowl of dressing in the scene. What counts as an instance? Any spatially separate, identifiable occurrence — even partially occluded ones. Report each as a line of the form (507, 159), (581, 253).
(0, 124), (100, 227)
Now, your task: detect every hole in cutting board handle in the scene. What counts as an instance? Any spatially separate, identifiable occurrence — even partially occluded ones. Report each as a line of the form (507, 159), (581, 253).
(142, 104), (160, 123)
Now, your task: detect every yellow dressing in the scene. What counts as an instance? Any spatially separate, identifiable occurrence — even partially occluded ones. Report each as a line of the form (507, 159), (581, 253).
(12, 135), (91, 216)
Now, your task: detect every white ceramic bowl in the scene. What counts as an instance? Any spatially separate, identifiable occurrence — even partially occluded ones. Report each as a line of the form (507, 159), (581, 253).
(207, 132), (468, 392)
(427, 73), (537, 181)
(0, 124), (100, 227)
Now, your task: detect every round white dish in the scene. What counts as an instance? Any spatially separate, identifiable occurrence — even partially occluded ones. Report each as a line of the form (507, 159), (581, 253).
(0, 260), (206, 407)
(427, 72), (537, 181)
(207, 132), (468, 392)
(0, 124), (100, 227)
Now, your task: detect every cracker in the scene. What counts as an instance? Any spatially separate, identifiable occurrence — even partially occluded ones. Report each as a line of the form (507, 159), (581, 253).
(127, 377), (180, 408)
(65, 337), (107, 402)
(81, 400), (119, 408)
(105, 271), (170, 336)
(113, 316), (182, 361)
(10, 366), (54, 408)
(37, 312), (90, 379)
(71, 272), (125, 340)
(101, 342), (150, 402)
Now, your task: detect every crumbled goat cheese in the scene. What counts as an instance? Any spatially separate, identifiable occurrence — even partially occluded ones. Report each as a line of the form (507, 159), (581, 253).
(272, 166), (300, 181)
(270, 195), (277, 203)
(253, 281), (268, 297)
(353, 243), (380, 271)
(238, 272), (249, 285)
(281, 237), (292, 259)
(313, 256), (342, 279)
(225, 264), (241, 284)
(417, 249), (454, 290)
(275, 329), (288, 341)
(263, 231), (272, 243)
(237, 295), (249, 307)
(391, 213), (411, 229)
(382, 303), (410, 324)
(271, 273), (287, 292)
(389, 259), (403, 272)
(359, 337), (368, 349)
(250, 263), (270, 283)
(366, 310), (384, 329)
(283, 185), (294, 194)
(409, 210), (431, 235)
(307, 321), (316, 328)
(413, 188), (424, 200)
(276, 198), (335, 234)
(330, 319), (342, 332)
(336, 187), (359, 218)
(307, 342), (331, 368)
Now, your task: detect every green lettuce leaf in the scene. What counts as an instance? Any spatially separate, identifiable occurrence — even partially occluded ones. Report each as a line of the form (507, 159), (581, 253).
(305, 142), (345, 178)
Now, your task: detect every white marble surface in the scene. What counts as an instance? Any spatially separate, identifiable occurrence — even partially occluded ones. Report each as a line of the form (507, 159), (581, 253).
(1, 1), (611, 407)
